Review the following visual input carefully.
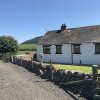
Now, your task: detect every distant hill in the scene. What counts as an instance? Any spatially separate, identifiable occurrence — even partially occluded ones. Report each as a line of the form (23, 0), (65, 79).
(21, 36), (43, 44)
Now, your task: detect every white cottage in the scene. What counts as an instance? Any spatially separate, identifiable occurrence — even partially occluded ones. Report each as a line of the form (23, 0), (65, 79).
(37, 24), (100, 65)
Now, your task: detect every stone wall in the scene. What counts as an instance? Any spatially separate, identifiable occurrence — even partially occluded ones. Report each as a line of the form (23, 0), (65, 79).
(11, 55), (94, 99)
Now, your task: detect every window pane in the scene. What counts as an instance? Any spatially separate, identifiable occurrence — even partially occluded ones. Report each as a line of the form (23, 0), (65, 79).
(95, 44), (100, 53)
(43, 46), (51, 54)
(43, 47), (47, 54)
(47, 47), (50, 53)
(74, 46), (80, 53)
(73, 44), (80, 54)
(56, 45), (62, 54)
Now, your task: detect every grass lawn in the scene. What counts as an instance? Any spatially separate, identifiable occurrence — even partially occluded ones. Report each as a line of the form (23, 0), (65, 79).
(53, 64), (92, 74)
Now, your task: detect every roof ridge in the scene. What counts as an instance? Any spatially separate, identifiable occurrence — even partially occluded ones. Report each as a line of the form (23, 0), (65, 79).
(46, 25), (100, 32)
(69, 24), (100, 30)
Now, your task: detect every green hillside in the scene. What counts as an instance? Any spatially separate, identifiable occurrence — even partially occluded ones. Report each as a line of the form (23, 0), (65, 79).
(17, 36), (42, 55)
(21, 36), (42, 44)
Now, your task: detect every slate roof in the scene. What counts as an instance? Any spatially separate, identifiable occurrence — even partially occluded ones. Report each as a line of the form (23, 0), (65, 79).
(38, 25), (100, 45)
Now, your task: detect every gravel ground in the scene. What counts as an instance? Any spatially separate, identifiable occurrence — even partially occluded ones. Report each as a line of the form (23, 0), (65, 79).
(0, 61), (85, 100)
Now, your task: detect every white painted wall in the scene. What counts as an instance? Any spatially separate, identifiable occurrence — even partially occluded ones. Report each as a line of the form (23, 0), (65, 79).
(51, 44), (72, 63)
(36, 45), (43, 61)
(73, 43), (100, 65)
(37, 44), (72, 63)
(37, 43), (100, 65)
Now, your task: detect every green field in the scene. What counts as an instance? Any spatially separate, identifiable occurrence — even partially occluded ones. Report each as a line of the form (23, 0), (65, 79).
(18, 44), (36, 50)
(17, 44), (36, 55)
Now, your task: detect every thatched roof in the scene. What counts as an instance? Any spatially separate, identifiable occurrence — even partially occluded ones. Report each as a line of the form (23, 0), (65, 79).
(38, 25), (100, 45)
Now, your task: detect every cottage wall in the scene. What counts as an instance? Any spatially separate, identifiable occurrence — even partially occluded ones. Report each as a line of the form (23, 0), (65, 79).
(37, 43), (100, 65)
(73, 43), (100, 65)
(36, 44), (72, 63)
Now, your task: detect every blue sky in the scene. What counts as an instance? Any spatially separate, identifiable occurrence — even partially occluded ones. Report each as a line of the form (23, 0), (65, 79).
(0, 0), (100, 43)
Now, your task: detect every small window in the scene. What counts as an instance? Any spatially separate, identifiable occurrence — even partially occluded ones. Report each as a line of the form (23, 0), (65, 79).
(43, 46), (51, 54)
(95, 44), (100, 54)
(73, 44), (81, 54)
(56, 45), (62, 54)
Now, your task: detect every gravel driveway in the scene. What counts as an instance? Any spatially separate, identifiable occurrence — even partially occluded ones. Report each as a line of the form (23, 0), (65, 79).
(0, 60), (77, 100)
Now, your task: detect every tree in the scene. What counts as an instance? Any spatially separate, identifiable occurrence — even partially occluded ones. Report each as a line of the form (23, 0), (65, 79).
(0, 36), (18, 53)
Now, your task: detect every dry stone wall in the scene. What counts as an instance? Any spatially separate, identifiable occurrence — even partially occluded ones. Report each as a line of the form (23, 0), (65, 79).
(11, 56), (93, 99)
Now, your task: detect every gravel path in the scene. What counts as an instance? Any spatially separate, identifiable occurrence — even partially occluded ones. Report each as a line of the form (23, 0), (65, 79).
(0, 61), (77, 100)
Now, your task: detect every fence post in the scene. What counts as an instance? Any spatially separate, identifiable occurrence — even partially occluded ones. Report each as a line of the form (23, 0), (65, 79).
(92, 65), (100, 100)
(31, 57), (33, 71)
(92, 65), (98, 80)
(11, 55), (13, 63)
(20, 56), (22, 66)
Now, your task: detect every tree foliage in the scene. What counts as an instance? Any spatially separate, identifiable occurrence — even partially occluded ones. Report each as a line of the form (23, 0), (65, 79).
(0, 36), (18, 53)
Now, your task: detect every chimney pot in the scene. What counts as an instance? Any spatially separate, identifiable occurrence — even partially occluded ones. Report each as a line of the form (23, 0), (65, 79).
(61, 24), (67, 30)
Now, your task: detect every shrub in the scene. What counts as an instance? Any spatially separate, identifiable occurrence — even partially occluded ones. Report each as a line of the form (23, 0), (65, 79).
(0, 36), (18, 53)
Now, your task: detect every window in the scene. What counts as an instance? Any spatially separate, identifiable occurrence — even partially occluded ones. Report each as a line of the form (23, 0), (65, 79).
(95, 44), (100, 54)
(43, 46), (51, 54)
(73, 44), (81, 54)
(56, 45), (62, 54)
